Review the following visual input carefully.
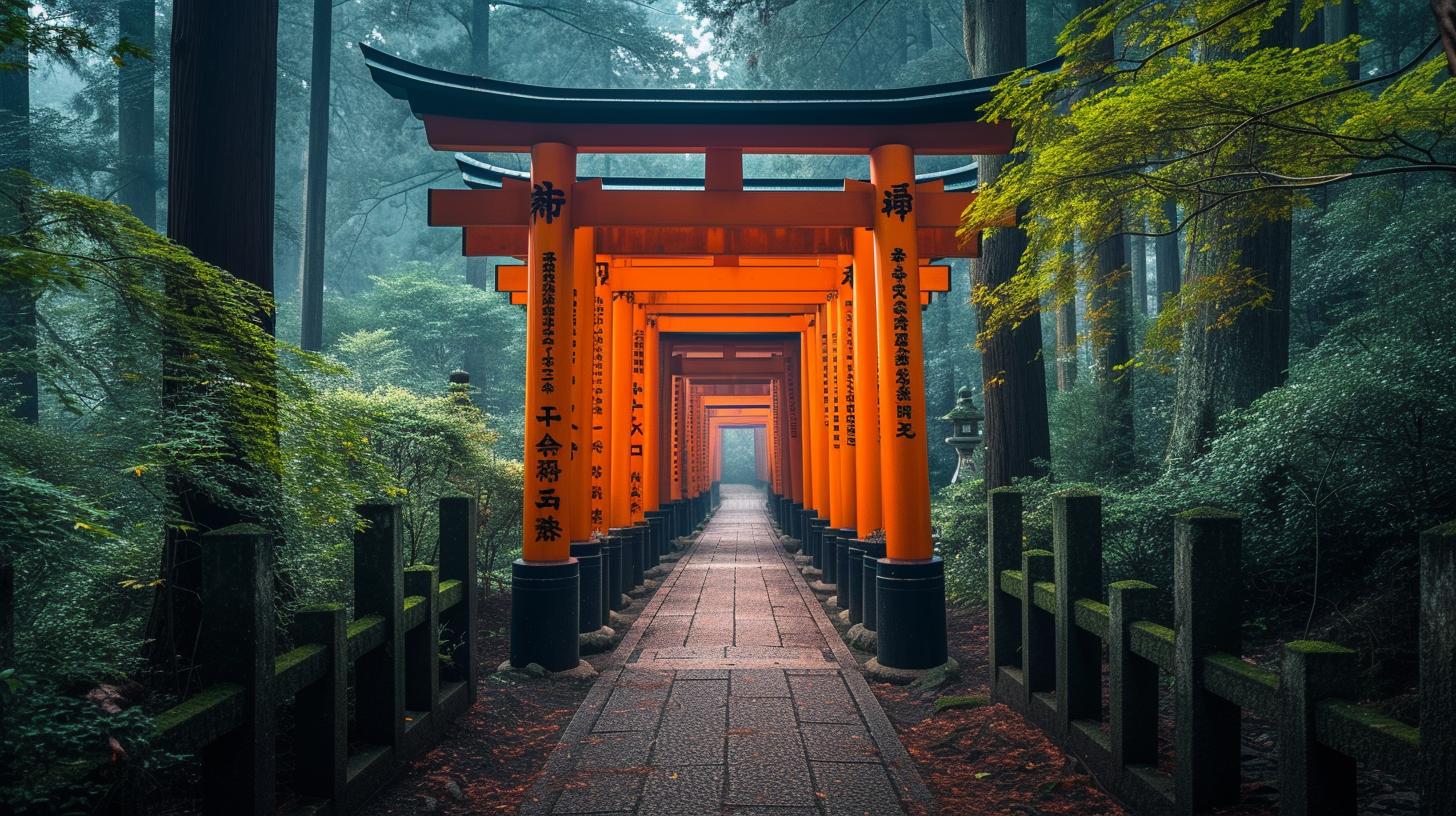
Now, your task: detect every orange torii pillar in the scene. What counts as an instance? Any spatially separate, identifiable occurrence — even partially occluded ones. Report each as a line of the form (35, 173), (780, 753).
(868, 143), (948, 675)
(591, 262), (627, 614)
(797, 329), (818, 547)
(828, 271), (859, 615)
(640, 317), (671, 561)
(849, 227), (886, 641)
(512, 142), (580, 673)
(569, 227), (608, 642)
(609, 292), (649, 592)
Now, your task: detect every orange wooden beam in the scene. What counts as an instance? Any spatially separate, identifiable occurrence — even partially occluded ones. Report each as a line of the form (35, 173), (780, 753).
(496, 264), (951, 294)
(465, 225), (983, 258)
(432, 185), (976, 230)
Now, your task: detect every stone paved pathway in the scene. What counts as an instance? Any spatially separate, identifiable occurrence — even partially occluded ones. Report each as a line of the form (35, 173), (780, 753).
(519, 485), (934, 815)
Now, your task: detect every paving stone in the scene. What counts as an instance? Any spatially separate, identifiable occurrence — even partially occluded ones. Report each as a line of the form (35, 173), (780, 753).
(810, 761), (904, 815)
(788, 672), (861, 724)
(729, 669), (791, 698)
(638, 767), (725, 815)
(550, 768), (647, 814)
(519, 487), (922, 815)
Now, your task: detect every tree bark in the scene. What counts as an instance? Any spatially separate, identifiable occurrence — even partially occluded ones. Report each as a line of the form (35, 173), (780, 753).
(1091, 230), (1134, 471)
(148, 0), (279, 685)
(298, 0), (332, 351)
(1325, 0), (1360, 80)
(117, 0), (156, 228)
(1155, 198), (1180, 310)
(1129, 228), (1147, 317)
(0, 38), (31, 670)
(1166, 8), (1295, 464)
(970, 0), (1050, 489)
(1055, 295), (1077, 391)
(462, 0), (492, 385)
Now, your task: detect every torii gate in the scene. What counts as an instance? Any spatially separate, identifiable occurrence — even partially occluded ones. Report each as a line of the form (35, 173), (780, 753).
(366, 45), (1016, 678)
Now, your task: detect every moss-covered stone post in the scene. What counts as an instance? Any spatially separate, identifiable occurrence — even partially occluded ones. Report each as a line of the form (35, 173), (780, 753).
(1053, 489), (1102, 736)
(1421, 521), (1456, 816)
(292, 604), (346, 807)
(988, 488), (1023, 684)
(1110, 580), (1158, 775)
(438, 496), (477, 703)
(1278, 640), (1356, 816)
(403, 565), (439, 714)
(1173, 509), (1242, 812)
(199, 525), (276, 816)
(355, 503), (404, 752)
(1021, 548), (1055, 704)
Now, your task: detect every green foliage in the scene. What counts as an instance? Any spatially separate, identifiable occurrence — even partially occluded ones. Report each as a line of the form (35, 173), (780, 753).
(0, 671), (179, 815)
(962, 0), (1454, 357)
(1, 0), (150, 70)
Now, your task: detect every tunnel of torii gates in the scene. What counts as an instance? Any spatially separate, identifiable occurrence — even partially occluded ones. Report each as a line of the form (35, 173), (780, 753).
(365, 45), (1021, 676)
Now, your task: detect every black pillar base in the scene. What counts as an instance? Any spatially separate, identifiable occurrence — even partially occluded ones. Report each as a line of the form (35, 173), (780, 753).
(846, 539), (868, 625)
(875, 557), (948, 670)
(569, 542), (603, 633)
(831, 528), (855, 610)
(603, 534), (628, 610)
(509, 559), (579, 672)
(789, 503), (804, 540)
(645, 512), (668, 559)
(632, 522), (652, 579)
(861, 539), (887, 632)
(821, 528), (839, 584)
(808, 517), (828, 569)
(612, 526), (643, 588)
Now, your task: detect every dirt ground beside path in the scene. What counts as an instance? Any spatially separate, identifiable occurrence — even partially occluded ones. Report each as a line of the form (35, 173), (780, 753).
(865, 605), (1127, 816)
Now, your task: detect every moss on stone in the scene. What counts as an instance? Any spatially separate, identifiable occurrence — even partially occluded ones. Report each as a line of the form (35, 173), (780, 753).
(1175, 506), (1239, 520)
(1023, 548), (1054, 558)
(933, 694), (989, 714)
(1109, 579), (1157, 591)
(1286, 639), (1355, 655)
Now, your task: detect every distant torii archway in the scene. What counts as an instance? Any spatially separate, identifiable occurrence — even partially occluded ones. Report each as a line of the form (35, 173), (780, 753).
(366, 45), (1018, 677)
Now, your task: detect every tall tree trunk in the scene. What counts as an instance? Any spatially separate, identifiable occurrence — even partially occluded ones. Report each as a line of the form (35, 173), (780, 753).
(147, 0), (279, 686)
(1154, 198), (1180, 310)
(298, 0), (332, 351)
(1055, 294), (1077, 391)
(117, 0), (156, 227)
(1166, 9), (1295, 464)
(1129, 228), (1147, 317)
(0, 38), (31, 670)
(1091, 230), (1134, 470)
(912, 0), (933, 54)
(1325, 0), (1360, 79)
(970, 0), (1051, 488)
(462, 0), (492, 386)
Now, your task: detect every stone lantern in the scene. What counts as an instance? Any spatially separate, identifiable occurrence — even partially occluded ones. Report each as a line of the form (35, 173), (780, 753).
(940, 386), (984, 484)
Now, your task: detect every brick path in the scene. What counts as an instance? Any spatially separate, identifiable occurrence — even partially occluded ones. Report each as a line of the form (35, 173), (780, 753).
(519, 485), (933, 815)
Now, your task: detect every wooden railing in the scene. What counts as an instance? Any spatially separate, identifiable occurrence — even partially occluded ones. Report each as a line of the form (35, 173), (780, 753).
(987, 487), (1453, 816)
(149, 497), (479, 815)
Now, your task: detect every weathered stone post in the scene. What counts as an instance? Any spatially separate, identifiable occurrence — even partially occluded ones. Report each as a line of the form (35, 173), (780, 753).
(199, 525), (276, 815)
(1278, 640), (1357, 816)
(1021, 549), (1055, 705)
(403, 565), (439, 714)
(988, 488), (1022, 702)
(438, 496), (478, 702)
(1421, 521), (1456, 816)
(1053, 489), (1102, 737)
(1173, 509), (1242, 812)
(1109, 580), (1158, 775)
(355, 502), (405, 752)
(292, 603), (346, 806)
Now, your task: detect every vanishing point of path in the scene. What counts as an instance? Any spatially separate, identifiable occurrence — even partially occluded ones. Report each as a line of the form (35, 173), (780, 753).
(518, 484), (934, 815)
